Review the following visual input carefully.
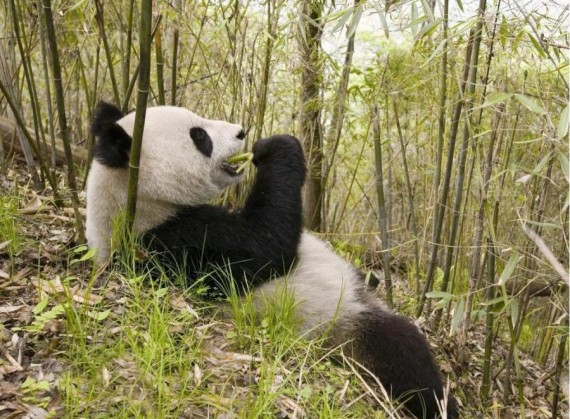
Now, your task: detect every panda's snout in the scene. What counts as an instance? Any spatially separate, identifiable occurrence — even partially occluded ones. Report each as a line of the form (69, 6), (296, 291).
(236, 129), (245, 140)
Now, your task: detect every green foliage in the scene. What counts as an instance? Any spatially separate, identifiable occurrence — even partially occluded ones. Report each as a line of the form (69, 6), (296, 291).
(0, 194), (24, 259)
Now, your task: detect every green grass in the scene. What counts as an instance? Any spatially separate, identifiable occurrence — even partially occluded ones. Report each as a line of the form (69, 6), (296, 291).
(55, 241), (388, 418)
(0, 193), (25, 262)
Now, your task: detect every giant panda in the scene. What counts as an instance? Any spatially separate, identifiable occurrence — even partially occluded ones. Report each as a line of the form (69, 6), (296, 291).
(86, 101), (458, 418)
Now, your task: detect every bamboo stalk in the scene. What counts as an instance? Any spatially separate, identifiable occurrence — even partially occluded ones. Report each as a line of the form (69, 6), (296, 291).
(125, 0), (153, 229)
(434, 0), (488, 327)
(8, 0), (45, 190)
(457, 0), (503, 359)
(123, 0), (135, 99)
(10, 0), (44, 154)
(155, 19), (166, 105)
(551, 314), (569, 418)
(372, 103), (393, 307)
(252, 0), (276, 141)
(121, 16), (162, 111)
(322, 0), (360, 230)
(332, 119), (371, 235)
(42, 0), (85, 242)
(171, 28), (179, 106)
(393, 98), (420, 294)
(83, 44), (101, 186)
(481, 238), (496, 400)
(504, 152), (557, 404)
(95, 0), (121, 107)
(36, 0), (56, 168)
(299, 0), (324, 231)
(432, 0), (449, 195)
(416, 33), (474, 317)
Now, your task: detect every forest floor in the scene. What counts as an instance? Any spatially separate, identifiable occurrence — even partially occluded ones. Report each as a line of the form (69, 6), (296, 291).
(0, 161), (566, 418)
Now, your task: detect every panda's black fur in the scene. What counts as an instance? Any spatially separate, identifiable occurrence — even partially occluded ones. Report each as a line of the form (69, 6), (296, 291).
(144, 134), (306, 294)
(86, 102), (458, 418)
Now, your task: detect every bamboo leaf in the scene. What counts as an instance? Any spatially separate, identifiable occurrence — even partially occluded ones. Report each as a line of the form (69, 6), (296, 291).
(425, 290), (453, 300)
(455, 0), (464, 12)
(372, 1), (391, 39)
(480, 92), (512, 108)
(498, 253), (519, 286)
(514, 93), (547, 114)
(524, 220), (563, 230)
(557, 104), (569, 139)
(346, 4), (363, 38)
(331, 7), (353, 33)
(451, 298), (465, 333)
(411, 3), (419, 37)
(33, 297), (50, 315)
(79, 247), (98, 262)
(420, 0), (434, 21)
(88, 309), (111, 321)
(527, 32), (546, 58)
(67, 0), (87, 13)
(513, 30), (525, 50)
(510, 300), (520, 327)
(532, 150), (553, 174)
(559, 149), (570, 182)
(418, 18), (443, 39)
(563, 192), (570, 212)
(481, 296), (505, 306)
(499, 16), (508, 48)
(421, 38), (447, 67)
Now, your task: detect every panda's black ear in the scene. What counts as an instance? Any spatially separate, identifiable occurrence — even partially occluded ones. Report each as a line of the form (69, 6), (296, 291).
(91, 101), (132, 168)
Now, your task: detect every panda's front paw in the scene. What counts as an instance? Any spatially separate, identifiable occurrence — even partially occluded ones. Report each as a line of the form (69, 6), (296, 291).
(253, 135), (304, 163)
(253, 135), (306, 183)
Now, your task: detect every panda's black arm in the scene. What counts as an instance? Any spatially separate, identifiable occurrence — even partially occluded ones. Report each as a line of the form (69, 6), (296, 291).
(144, 135), (306, 290)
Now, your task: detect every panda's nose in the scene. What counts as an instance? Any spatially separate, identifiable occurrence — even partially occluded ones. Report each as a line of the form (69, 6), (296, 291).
(236, 129), (245, 140)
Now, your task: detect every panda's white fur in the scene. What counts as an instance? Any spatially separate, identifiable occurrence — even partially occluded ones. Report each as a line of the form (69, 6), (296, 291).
(256, 232), (373, 336)
(86, 102), (457, 418)
(86, 106), (245, 265)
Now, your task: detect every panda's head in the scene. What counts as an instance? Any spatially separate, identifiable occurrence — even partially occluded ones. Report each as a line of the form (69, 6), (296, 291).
(90, 101), (246, 206)
(86, 102), (246, 262)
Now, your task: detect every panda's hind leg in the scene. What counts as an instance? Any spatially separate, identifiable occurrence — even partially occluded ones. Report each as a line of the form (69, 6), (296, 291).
(340, 307), (458, 419)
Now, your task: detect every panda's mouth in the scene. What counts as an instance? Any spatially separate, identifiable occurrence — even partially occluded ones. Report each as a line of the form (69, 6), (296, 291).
(222, 162), (241, 177)
(222, 152), (253, 177)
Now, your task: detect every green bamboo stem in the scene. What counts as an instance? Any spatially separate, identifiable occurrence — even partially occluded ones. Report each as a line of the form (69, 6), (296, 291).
(551, 314), (568, 418)
(95, 0), (121, 107)
(123, 0), (135, 98)
(171, 28), (179, 106)
(372, 104), (393, 307)
(432, 0), (449, 195)
(252, 0), (275, 141)
(416, 34), (474, 317)
(457, 0), (503, 360)
(125, 0), (152, 230)
(299, 0), (324, 231)
(42, 0), (85, 242)
(393, 99), (420, 294)
(83, 44), (101, 188)
(481, 238), (496, 400)
(323, 0), (360, 230)
(155, 19), (166, 105)
(9, 0), (45, 190)
(36, 0), (56, 168)
(434, 0), (488, 327)
(121, 16), (162, 111)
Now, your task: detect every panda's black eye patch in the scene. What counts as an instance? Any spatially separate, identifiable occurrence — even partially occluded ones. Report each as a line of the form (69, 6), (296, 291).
(190, 127), (213, 157)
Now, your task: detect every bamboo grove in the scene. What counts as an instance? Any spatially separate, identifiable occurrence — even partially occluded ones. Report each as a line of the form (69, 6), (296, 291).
(0, 0), (568, 416)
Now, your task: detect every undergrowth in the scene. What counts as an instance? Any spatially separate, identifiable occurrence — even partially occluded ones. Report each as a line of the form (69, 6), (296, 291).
(55, 223), (387, 418)
(0, 192), (25, 265)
